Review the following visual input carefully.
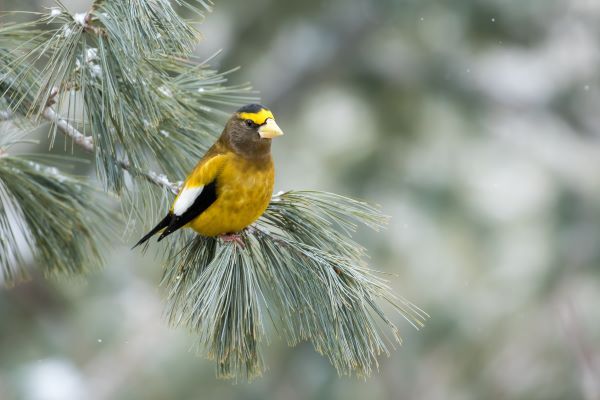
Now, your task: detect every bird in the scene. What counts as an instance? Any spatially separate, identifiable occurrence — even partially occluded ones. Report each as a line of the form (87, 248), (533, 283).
(133, 103), (284, 248)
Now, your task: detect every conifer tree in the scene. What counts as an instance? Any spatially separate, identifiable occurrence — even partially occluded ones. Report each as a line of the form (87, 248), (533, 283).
(0, 0), (427, 379)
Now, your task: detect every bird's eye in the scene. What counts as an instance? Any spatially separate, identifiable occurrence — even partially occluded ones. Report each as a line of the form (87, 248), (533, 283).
(245, 119), (255, 127)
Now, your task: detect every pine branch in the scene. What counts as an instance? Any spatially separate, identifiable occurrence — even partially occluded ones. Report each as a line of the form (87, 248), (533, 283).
(0, 131), (116, 283)
(1, 4), (253, 194)
(161, 191), (428, 380)
(42, 106), (93, 151)
(41, 105), (179, 194)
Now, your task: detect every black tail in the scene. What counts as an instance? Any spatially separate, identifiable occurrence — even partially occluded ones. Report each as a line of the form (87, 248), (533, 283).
(132, 214), (172, 249)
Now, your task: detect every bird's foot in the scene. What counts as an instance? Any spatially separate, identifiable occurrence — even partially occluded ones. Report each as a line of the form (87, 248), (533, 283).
(219, 233), (245, 247)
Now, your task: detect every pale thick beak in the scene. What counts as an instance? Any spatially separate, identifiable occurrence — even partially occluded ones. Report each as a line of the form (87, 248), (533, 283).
(258, 118), (284, 139)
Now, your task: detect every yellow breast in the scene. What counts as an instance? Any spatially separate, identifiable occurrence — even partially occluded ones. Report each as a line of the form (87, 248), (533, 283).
(188, 154), (274, 236)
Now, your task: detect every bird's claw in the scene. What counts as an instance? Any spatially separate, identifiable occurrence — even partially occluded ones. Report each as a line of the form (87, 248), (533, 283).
(219, 233), (245, 247)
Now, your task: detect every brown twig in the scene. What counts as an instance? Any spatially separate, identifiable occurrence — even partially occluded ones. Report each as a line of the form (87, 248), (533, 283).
(41, 106), (179, 194)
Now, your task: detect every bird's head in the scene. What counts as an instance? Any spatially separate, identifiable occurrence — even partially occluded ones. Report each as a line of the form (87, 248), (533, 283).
(221, 104), (284, 158)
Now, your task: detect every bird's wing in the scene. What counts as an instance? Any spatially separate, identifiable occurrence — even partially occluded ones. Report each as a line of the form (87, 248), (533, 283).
(157, 153), (227, 241)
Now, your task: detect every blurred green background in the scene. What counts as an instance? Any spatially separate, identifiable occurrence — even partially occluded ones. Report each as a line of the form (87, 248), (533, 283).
(1, 0), (600, 399)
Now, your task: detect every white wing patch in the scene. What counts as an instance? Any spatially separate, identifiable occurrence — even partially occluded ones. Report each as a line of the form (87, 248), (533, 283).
(173, 185), (204, 216)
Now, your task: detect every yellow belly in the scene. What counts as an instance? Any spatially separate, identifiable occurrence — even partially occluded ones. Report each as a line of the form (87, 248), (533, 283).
(188, 156), (274, 236)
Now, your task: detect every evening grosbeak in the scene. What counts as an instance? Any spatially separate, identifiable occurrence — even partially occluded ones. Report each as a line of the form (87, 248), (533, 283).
(133, 104), (284, 247)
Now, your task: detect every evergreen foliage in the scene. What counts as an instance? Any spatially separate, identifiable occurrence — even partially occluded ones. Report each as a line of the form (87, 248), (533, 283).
(0, 0), (426, 379)
(0, 130), (114, 282)
(163, 191), (427, 379)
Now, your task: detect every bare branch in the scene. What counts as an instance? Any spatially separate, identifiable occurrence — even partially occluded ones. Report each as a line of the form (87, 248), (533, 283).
(42, 107), (94, 152)
(41, 106), (179, 194)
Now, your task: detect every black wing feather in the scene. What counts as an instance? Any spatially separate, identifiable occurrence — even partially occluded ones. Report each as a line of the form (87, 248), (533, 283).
(132, 213), (171, 249)
(132, 180), (219, 248)
(157, 180), (218, 241)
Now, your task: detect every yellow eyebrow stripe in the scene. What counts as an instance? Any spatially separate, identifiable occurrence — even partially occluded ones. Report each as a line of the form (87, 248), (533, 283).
(239, 109), (274, 125)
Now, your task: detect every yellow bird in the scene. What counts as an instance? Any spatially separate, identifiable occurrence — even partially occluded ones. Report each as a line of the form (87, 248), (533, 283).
(134, 104), (284, 247)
